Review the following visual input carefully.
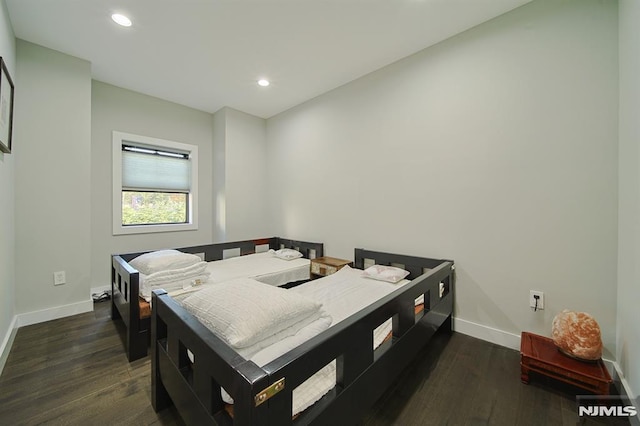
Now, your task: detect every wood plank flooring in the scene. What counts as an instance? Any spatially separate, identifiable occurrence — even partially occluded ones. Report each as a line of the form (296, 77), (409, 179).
(361, 329), (629, 426)
(0, 301), (631, 425)
(0, 301), (183, 426)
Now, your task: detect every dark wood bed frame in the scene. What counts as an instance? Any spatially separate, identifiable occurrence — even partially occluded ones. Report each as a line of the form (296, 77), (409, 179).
(111, 237), (324, 362)
(151, 248), (455, 425)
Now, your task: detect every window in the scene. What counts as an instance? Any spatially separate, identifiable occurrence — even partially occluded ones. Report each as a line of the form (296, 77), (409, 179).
(112, 131), (198, 235)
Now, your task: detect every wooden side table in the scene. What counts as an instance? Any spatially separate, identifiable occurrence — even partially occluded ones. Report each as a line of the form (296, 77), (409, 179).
(310, 256), (352, 279)
(520, 331), (612, 395)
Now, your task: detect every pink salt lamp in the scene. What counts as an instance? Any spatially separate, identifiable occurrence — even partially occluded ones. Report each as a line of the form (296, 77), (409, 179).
(551, 309), (603, 361)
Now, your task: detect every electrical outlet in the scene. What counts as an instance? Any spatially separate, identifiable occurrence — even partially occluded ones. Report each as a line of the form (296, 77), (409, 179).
(54, 271), (66, 286)
(529, 290), (544, 310)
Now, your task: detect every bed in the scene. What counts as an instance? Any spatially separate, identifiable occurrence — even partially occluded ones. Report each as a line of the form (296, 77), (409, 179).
(111, 237), (323, 362)
(151, 248), (455, 425)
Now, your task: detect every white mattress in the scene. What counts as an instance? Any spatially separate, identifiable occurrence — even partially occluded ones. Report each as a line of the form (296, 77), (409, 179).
(291, 265), (422, 351)
(205, 251), (310, 285)
(291, 265), (413, 327)
(140, 251), (310, 301)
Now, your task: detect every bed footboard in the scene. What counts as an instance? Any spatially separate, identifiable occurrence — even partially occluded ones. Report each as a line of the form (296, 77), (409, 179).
(151, 250), (454, 425)
(112, 255), (148, 362)
(273, 238), (323, 260)
(152, 289), (274, 425)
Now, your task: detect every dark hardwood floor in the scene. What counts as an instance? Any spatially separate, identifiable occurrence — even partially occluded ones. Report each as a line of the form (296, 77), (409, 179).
(0, 301), (630, 426)
(0, 301), (183, 426)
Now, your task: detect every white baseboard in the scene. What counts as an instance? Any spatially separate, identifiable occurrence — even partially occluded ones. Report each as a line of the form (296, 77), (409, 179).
(15, 299), (93, 328)
(0, 315), (18, 376)
(611, 361), (640, 425)
(452, 316), (521, 351)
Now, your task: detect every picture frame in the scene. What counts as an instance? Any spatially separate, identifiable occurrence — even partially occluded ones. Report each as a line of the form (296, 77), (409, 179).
(0, 56), (15, 154)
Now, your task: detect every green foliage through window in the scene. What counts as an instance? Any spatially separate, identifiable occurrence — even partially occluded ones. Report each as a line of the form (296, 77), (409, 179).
(122, 191), (188, 225)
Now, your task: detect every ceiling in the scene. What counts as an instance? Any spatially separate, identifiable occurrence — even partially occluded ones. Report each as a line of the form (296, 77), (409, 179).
(6, 0), (531, 119)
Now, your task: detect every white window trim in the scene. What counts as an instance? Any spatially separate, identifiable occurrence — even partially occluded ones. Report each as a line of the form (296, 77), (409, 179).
(112, 131), (199, 235)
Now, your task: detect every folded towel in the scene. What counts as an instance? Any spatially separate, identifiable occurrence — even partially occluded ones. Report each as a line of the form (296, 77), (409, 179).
(143, 261), (208, 286)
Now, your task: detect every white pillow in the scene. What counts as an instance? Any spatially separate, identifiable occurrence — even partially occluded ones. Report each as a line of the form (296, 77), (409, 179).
(129, 249), (202, 275)
(362, 265), (410, 283)
(180, 278), (322, 349)
(272, 248), (303, 261)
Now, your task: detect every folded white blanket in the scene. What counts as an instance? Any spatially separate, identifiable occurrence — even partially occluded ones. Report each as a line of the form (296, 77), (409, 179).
(140, 262), (210, 301)
(180, 277), (324, 351)
(221, 309), (334, 414)
(142, 275), (211, 302)
(143, 261), (207, 285)
(177, 276), (335, 416)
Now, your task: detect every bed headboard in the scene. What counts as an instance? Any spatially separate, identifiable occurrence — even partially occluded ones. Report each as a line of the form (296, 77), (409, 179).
(273, 237), (323, 260)
(354, 248), (451, 280)
(118, 237), (323, 263)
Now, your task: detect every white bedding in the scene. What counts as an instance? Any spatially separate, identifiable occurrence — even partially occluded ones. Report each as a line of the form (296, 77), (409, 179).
(138, 262), (210, 301)
(205, 251), (310, 285)
(217, 266), (422, 416)
(294, 265), (424, 349)
(292, 265), (413, 328)
(139, 251), (310, 301)
(219, 306), (334, 413)
(181, 278), (328, 358)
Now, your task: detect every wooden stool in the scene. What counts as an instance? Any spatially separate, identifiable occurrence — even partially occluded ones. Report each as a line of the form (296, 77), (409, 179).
(520, 332), (612, 395)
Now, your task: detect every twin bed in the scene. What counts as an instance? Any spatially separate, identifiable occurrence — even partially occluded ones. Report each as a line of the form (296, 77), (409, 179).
(111, 237), (324, 361)
(149, 248), (455, 425)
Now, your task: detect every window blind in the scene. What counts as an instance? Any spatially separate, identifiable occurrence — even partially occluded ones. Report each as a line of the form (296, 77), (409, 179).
(122, 146), (191, 192)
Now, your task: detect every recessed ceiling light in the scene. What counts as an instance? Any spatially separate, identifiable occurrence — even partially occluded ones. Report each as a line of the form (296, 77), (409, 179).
(112, 13), (132, 27)
(257, 79), (270, 87)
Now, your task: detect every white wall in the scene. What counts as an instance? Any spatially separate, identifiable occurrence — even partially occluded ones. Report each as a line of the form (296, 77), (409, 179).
(225, 108), (270, 240)
(212, 108), (227, 241)
(0, 0), (16, 372)
(212, 107), (270, 242)
(617, 0), (640, 401)
(90, 81), (214, 289)
(267, 0), (619, 353)
(14, 41), (92, 321)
